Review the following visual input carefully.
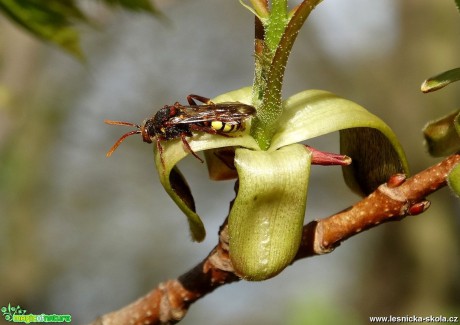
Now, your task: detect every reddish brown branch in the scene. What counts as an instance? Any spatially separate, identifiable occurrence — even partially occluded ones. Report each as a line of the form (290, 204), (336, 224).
(296, 154), (459, 258)
(88, 154), (460, 325)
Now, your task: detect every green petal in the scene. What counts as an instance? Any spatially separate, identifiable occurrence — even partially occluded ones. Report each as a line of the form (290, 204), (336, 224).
(169, 166), (204, 241)
(421, 68), (460, 93)
(271, 89), (408, 195)
(155, 131), (259, 242)
(155, 87), (258, 242)
(447, 162), (460, 197)
(229, 144), (311, 281)
(212, 86), (253, 104)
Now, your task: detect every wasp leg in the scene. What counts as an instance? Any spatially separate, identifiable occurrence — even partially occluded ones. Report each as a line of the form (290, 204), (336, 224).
(189, 124), (217, 134)
(156, 138), (166, 169)
(187, 94), (214, 106)
(180, 133), (204, 163)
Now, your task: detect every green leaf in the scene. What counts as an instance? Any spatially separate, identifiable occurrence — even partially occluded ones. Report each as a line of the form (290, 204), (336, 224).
(228, 144), (311, 280)
(0, 0), (160, 58)
(421, 68), (460, 93)
(154, 87), (259, 242)
(0, 0), (85, 58)
(423, 110), (460, 157)
(447, 162), (460, 197)
(270, 89), (408, 195)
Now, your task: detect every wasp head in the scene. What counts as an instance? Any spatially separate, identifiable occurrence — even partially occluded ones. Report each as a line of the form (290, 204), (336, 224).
(104, 119), (154, 157)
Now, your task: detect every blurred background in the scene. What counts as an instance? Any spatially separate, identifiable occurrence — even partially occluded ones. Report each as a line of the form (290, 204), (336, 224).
(0, 0), (459, 324)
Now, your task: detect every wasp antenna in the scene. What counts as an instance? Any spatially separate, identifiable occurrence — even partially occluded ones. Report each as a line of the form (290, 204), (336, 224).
(104, 119), (140, 128)
(106, 130), (141, 157)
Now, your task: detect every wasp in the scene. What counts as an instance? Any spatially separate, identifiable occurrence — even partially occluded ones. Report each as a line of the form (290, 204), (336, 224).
(105, 94), (256, 166)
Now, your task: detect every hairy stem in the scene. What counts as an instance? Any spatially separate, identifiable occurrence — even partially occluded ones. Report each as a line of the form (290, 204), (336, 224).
(251, 0), (323, 149)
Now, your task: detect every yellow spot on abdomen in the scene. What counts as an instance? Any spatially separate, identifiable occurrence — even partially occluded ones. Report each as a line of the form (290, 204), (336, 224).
(212, 121), (236, 132)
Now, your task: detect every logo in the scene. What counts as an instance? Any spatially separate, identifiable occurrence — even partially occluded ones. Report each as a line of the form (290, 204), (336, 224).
(1, 304), (71, 323)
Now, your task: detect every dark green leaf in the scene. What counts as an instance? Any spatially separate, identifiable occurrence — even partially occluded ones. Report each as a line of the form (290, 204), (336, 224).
(0, 0), (159, 58)
(0, 0), (85, 58)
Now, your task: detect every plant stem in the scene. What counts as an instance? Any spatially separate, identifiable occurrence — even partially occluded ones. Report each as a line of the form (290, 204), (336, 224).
(251, 0), (322, 150)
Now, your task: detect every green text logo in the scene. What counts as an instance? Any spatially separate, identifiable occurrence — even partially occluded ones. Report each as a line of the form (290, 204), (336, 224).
(1, 304), (71, 323)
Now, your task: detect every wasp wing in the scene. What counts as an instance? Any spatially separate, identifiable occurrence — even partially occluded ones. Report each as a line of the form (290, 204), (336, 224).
(167, 103), (256, 125)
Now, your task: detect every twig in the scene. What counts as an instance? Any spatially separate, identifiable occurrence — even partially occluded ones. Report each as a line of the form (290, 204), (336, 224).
(88, 153), (460, 325)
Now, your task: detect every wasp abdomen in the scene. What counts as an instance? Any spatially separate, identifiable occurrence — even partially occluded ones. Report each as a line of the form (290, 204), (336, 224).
(196, 120), (244, 133)
(210, 120), (243, 133)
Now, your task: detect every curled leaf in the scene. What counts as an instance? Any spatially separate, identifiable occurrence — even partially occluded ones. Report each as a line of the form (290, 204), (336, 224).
(229, 144), (312, 281)
(155, 131), (259, 242)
